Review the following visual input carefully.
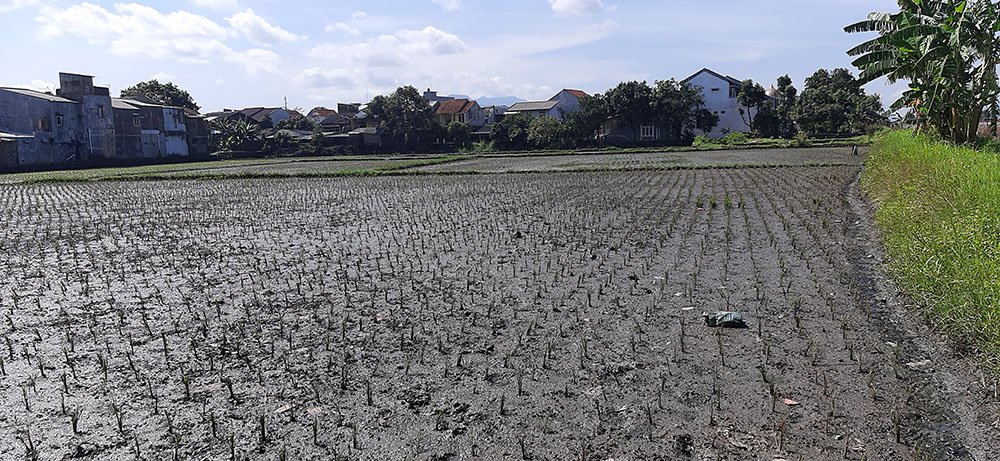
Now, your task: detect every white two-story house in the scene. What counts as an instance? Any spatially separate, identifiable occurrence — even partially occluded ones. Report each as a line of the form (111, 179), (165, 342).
(682, 68), (758, 138)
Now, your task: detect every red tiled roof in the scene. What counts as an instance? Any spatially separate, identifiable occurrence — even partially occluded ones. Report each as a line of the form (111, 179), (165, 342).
(309, 107), (337, 117)
(436, 99), (475, 115)
(563, 89), (588, 98)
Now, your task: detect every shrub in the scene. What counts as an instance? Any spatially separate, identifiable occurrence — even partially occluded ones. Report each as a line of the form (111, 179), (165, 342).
(462, 141), (495, 153)
(722, 132), (748, 145)
(692, 135), (715, 147)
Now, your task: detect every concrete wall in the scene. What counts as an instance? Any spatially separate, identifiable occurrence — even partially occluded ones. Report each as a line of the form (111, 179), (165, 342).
(0, 89), (88, 165)
(81, 94), (116, 159)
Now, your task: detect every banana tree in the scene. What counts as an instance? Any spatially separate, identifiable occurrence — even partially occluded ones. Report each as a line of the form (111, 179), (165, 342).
(846, 0), (1000, 143)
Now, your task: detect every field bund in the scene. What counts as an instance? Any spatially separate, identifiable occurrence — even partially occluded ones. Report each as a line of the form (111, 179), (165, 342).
(864, 131), (1000, 363)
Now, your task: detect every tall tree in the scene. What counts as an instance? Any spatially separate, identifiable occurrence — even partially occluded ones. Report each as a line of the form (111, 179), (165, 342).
(845, 0), (1000, 143)
(604, 81), (654, 140)
(737, 80), (767, 132)
(527, 116), (570, 149)
(367, 86), (437, 147)
(774, 75), (798, 138)
(565, 94), (608, 144)
(651, 79), (718, 141)
(120, 80), (200, 112)
(490, 114), (533, 149)
(793, 68), (884, 135)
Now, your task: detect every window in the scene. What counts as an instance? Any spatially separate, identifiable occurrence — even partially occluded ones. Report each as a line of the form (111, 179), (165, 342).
(458, 114), (465, 123)
(35, 117), (52, 131)
(55, 115), (63, 127)
(640, 125), (655, 139)
(711, 88), (721, 92)
(730, 88), (739, 98)
(133, 116), (141, 128)
(98, 105), (105, 117)
(720, 111), (726, 114)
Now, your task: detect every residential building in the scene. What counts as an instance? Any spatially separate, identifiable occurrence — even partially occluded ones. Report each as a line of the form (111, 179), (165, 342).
(0, 72), (116, 167)
(505, 101), (564, 120)
(549, 89), (589, 114)
(434, 99), (485, 127)
(682, 68), (756, 137)
(114, 96), (189, 157)
(423, 89), (454, 105)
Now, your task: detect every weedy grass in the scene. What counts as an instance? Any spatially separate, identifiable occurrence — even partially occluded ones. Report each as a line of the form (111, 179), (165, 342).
(863, 130), (1000, 364)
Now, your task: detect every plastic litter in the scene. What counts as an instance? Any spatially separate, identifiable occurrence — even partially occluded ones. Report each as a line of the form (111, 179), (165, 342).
(703, 311), (748, 328)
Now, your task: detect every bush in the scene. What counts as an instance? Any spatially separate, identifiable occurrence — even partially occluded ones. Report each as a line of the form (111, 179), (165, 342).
(462, 141), (495, 153)
(692, 135), (716, 147)
(864, 130), (1000, 362)
(791, 131), (811, 148)
(722, 132), (748, 145)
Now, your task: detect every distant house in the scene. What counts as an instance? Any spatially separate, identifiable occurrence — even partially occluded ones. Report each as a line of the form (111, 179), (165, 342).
(682, 68), (757, 137)
(307, 107), (337, 123)
(505, 101), (564, 120)
(113, 95), (189, 157)
(549, 89), (589, 114)
(423, 89), (454, 105)
(0, 72), (116, 167)
(435, 99), (486, 127)
(317, 114), (352, 134)
(239, 107), (291, 128)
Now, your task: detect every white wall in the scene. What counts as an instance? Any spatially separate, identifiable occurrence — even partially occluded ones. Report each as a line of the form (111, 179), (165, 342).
(686, 71), (756, 137)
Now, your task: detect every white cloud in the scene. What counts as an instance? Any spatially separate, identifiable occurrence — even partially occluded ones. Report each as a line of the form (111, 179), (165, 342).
(325, 22), (360, 36)
(35, 2), (283, 74)
(214, 78), (226, 85)
(309, 26), (468, 68)
(188, 0), (238, 10)
(297, 68), (359, 90)
(432, 0), (461, 11)
(0, 0), (38, 14)
(351, 10), (367, 20)
(547, 0), (614, 15)
(149, 72), (174, 81)
(227, 8), (302, 45)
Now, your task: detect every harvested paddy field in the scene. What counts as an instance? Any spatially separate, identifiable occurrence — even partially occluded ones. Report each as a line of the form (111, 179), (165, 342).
(415, 147), (866, 173)
(0, 157), (996, 460)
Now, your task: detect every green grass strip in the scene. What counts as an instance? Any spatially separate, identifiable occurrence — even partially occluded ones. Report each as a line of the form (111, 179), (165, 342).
(863, 130), (1000, 364)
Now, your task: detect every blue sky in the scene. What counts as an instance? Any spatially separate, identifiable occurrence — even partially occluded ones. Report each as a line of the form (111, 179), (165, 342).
(0, 0), (903, 112)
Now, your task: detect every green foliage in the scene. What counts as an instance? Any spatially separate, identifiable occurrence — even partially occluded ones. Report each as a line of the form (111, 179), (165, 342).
(793, 68), (884, 135)
(491, 114), (533, 149)
(721, 132), (748, 145)
(277, 116), (317, 131)
(846, 1), (1000, 143)
(736, 80), (767, 131)
(215, 119), (262, 151)
(527, 116), (571, 149)
(605, 81), (654, 140)
(367, 86), (438, 146)
(564, 95), (608, 142)
(446, 121), (473, 147)
(120, 80), (200, 112)
(652, 79), (718, 140)
(692, 135), (715, 147)
(774, 75), (798, 138)
(864, 130), (1000, 361)
(462, 141), (495, 153)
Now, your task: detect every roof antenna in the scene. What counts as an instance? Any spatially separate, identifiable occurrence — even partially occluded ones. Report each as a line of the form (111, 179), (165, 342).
(283, 96), (288, 110)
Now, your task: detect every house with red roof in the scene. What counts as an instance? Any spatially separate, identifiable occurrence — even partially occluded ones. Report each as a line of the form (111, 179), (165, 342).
(549, 89), (589, 114)
(434, 98), (485, 127)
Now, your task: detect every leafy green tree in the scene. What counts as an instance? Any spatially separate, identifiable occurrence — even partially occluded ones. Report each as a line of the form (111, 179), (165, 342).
(215, 119), (262, 151)
(651, 79), (718, 141)
(120, 80), (200, 112)
(736, 80), (767, 132)
(446, 121), (472, 146)
(565, 94), (608, 144)
(605, 81), (654, 140)
(490, 113), (533, 149)
(793, 68), (884, 135)
(527, 116), (569, 149)
(277, 116), (317, 131)
(845, 0), (1000, 143)
(774, 75), (798, 138)
(366, 86), (438, 146)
